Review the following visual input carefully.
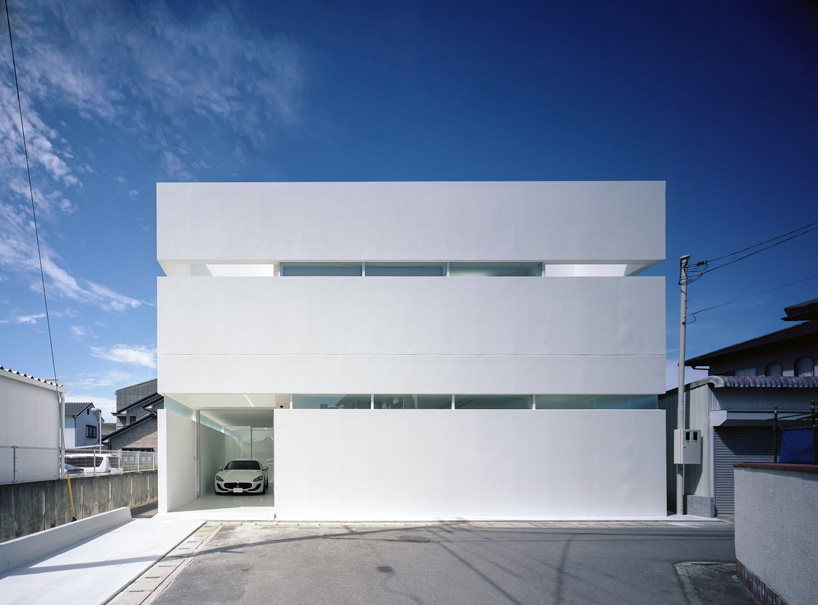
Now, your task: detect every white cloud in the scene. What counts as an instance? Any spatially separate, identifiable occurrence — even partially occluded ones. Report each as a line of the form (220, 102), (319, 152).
(70, 369), (140, 391)
(15, 312), (45, 325)
(0, 201), (145, 313)
(70, 324), (91, 339)
(0, 312), (45, 325)
(64, 394), (117, 421)
(90, 344), (156, 369)
(0, 0), (303, 315)
(8, 1), (304, 177)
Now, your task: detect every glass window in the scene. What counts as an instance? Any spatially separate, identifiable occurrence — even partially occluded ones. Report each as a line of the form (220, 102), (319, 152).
(454, 395), (533, 409)
(373, 394), (452, 409)
(86, 425), (97, 438)
(281, 263), (362, 276)
(765, 362), (783, 377)
(534, 394), (658, 409)
(795, 356), (815, 377)
(292, 394), (371, 409)
(449, 262), (542, 277)
(366, 263), (446, 277)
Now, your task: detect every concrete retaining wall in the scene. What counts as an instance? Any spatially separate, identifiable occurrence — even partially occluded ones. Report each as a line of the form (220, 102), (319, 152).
(735, 463), (818, 605)
(0, 471), (157, 542)
(0, 507), (131, 574)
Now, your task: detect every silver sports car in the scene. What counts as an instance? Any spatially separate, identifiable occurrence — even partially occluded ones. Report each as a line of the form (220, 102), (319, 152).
(214, 459), (268, 494)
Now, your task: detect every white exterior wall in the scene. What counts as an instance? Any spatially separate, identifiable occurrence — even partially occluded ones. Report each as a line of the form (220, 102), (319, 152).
(276, 409), (666, 520)
(157, 408), (197, 513)
(159, 275), (664, 395)
(158, 181), (664, 268)
(0, 372), (63, 484)
(156, 181), (667, 518)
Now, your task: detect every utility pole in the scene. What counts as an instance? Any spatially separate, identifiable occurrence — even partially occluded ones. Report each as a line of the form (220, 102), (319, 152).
(676, 255), (690, 515)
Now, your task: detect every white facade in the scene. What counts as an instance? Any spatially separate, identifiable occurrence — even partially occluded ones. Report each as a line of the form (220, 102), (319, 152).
(157, 181), (667, 518)
(0, 367), (64, 484)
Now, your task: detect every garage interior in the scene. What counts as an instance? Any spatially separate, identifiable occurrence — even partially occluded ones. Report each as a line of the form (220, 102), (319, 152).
(170, 407), (276, 519)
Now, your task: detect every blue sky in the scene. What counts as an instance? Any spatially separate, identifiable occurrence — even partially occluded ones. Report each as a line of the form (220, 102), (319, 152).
(1, 0), (816, 419)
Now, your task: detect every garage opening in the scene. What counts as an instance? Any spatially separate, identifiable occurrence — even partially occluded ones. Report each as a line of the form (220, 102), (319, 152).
(173, 407), (276, 518)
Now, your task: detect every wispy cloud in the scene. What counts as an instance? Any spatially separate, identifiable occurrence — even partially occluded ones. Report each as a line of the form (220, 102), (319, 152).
(70, 369), (141, 391)
(70, 324), (92, 339)
(0, 0), (302, 312)
(12, 1), (303, 170)
(90, 344), (156, 369)
(0, 312), (45, 325)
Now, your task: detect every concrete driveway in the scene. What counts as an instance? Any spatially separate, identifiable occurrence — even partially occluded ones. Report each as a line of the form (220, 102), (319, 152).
(117, 520), (757, 605)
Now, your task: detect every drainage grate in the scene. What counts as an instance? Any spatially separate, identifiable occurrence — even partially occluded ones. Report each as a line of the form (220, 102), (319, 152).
(396, 535), (432, 543)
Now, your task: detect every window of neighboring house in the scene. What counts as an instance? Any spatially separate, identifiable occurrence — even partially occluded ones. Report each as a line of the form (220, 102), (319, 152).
(734, 367), (756, 377)
(129, 415), (136, 424)
(765, 362), (783, 377)
(795, 356), (815, 377)
(86, 425), (97, 439)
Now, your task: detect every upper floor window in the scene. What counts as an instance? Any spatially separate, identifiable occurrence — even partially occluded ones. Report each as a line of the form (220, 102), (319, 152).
(281, 262), (362, 276)
(734, 367), (756, 377)
(765, 362), (783, 377)
(449, 262), (542, 277)
(86, 425), (97, 439)
(795, 356), (815, 377)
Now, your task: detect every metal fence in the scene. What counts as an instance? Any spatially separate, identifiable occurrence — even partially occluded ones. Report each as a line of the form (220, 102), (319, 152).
(0, 445), (60, 484)
(0, 446), (156, 485)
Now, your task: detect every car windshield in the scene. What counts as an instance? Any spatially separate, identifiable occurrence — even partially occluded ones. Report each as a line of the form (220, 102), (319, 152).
(224, 460), (260, 470)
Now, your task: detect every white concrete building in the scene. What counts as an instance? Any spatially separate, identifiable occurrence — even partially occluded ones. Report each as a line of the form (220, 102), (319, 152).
(157, 181), (667, 519)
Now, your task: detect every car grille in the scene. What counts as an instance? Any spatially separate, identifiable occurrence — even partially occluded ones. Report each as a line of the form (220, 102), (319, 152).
(222, 482), (254, 489)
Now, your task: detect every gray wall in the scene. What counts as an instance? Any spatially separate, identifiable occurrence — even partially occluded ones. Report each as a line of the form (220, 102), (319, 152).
(0, 471), (157, 541)
(735, 465), (818, 605)
(116, 379), (158, 412)
(107, 417), (158, 451)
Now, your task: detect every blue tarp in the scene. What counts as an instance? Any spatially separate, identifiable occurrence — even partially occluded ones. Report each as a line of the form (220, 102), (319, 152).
(779, 428), (816, 464)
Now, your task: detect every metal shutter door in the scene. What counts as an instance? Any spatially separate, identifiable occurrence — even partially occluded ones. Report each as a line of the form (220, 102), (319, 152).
(713, 428), (774, 516)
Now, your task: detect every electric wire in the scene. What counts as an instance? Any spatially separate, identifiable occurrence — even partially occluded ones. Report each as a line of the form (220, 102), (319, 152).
(695, 219), (818, 265)
(687, 273), (818, 323)
(682, 221), (818, 285)
(4, 0), (61, 397)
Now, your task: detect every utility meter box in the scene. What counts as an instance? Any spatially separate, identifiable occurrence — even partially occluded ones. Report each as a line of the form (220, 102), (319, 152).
(674, 429), (702, 464)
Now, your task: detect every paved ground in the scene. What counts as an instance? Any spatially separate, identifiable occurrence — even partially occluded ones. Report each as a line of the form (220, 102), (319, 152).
(116, 521), (758, 605)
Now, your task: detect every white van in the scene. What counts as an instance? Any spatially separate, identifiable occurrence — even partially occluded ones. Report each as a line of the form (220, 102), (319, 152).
(64, 453), (123, 476)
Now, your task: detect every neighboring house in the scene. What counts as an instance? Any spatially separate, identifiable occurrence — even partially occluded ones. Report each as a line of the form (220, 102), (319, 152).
(114, 379), (158, 429)
(156, 181), (667, 519)
(660, 298), (818, 516)
(104, 387), (164, 451)
(101, 422), (117, 438)
(0, 365), (64, 483)
(64, 401), (102, 448)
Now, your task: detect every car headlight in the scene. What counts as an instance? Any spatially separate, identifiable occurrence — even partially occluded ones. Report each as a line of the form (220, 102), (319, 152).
(216, 475), (224, 482)
(253, 475), (264, 482)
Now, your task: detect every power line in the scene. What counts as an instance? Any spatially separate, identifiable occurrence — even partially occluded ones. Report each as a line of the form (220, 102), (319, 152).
(687, 273), (818, 322)
(683, 221), (818, 285)
(4, 0), (60, 388)
(694, 219), (818, 266)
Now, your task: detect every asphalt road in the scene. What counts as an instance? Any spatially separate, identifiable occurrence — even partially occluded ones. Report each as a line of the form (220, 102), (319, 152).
(148, 522), (756, 605)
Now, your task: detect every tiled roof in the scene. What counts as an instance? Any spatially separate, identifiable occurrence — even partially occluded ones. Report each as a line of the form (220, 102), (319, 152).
(115, 392), (163, 415)
(0, 365), (61, 387)
(717, 375), (818, 388)
(65, 401), (95, 416)
(685, 375), (818, 390)
(102, 413), (156, 442)
(101, 422), (117, 436)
